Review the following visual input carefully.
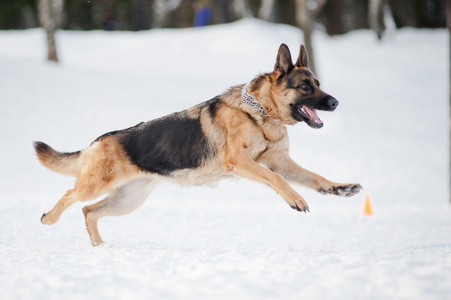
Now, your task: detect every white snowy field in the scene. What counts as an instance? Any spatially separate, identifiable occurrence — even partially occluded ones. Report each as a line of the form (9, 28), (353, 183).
(0, 19), (450, 299)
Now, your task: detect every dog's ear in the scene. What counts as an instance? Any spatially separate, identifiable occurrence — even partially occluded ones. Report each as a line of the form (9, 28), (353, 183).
(295, 44), (309, 68)
(274, 43), (293, 76)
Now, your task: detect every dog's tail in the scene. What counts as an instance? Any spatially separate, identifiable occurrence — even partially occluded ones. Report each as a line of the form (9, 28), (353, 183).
(34, 141), (81, 176)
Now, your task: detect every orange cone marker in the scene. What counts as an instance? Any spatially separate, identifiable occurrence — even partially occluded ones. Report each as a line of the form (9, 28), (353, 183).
(363, 194), (373, 216)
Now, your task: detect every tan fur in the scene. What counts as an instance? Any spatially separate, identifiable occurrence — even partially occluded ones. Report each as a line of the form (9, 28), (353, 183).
(200, 55), (361, 212)
(40, 137), (143, 228)
(212, 87), (312, 211)
(38, 44), (361, 246)
(35, 145), (80, 176)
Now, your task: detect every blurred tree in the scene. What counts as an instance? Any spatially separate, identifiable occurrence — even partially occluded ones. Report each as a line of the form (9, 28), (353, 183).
(0, 0), (37, 29)
(64, 0), (153, 30)
(233, 0), (249, 19)
(154, 0), (174, 28)
(369, 0), (385, 39)
(389, 0), (445, 28)
(295, 0), (327, 75)
(319, 0), (368, 35)
(64, 0), (94, 30)
(168, 0), (192, 27)
(211, 0), (236, 24)
(274, 0), (296, 26)
(133, 0), (152, 30)
(258, 0), (275, 21)
(37, 0), (63, 62)
(0, 0), (447, 32)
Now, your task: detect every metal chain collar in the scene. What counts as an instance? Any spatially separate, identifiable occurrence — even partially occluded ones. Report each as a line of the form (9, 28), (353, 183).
(241, 83), (268, 117)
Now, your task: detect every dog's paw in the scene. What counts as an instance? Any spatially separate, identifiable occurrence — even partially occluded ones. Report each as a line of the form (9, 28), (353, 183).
(328, 184), (363, 197)
(290, 203), (310, 213)
(93, 241), (113, 248)
(287, 196), (310, 213)
(41, 212), (57, 225)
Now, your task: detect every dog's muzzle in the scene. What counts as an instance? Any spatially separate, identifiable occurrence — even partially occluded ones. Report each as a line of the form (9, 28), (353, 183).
(318, 95), (339, 112)
(292, 95), (339, 129)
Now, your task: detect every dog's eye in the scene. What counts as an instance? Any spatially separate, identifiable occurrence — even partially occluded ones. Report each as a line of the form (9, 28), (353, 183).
(300, 83), (309, 90)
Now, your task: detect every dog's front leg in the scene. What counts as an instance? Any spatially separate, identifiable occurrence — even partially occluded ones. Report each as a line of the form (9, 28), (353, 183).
(264, 152), (362, 197)
(224, 151), (310, 212)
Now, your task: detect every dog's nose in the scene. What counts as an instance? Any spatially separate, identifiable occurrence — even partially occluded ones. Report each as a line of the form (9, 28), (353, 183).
(327, 97), (339, 111)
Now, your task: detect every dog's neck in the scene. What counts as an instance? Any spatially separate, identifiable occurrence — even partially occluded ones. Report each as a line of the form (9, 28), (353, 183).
(241, 83), (268, 117)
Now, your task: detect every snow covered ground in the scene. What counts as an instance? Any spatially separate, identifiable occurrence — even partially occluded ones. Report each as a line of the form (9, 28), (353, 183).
(0, 19), (450, 299)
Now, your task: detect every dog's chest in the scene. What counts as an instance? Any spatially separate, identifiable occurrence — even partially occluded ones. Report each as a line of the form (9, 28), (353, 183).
(247, 123), (287, 160)
(260, 121), (287, 143)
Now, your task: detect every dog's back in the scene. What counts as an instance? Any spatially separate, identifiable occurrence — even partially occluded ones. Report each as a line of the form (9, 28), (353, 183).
(118, 111), (214, 176)
(36, 44), (362, 246)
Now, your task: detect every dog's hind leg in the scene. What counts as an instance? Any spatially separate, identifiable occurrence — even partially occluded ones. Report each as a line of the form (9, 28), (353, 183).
(40, 176), (116, 225)
(82, 178), (157, 246)
(41, 137), (143, 226)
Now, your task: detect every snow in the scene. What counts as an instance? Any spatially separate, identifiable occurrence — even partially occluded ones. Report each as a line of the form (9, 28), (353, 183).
(0, 19), (450, 299)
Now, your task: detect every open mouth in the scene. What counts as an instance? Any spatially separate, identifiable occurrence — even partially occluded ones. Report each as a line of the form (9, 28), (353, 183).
(298, 105), (323, 128)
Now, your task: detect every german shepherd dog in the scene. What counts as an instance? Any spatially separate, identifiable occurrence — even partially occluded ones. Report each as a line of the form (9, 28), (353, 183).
(35, 44), (362, 246)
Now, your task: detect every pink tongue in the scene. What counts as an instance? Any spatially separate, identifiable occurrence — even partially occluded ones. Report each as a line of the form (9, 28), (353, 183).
(302, 106), (322, 124)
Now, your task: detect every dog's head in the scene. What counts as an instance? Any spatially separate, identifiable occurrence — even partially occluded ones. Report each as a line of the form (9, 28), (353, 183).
(268, 44), (338, 128)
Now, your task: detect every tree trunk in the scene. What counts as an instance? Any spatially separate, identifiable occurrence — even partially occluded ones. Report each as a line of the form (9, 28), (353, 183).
(369, 0), (385, 39)
(295, 0), (314, 74)
(303, 25), (315, 74)
(153, 0), (170, 28)
(295, 0), (327, 76)
(258, 0), (275, 22)
(233, 0), (249, 19)
(212, 0), (236, 24)
(38, 0), (59, 62)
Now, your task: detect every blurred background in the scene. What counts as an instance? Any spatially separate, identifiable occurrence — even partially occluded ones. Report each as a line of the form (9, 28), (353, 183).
(1, 0), (447, 73)
(0, 1), (450, 299)
(1, 0), (446, 32)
